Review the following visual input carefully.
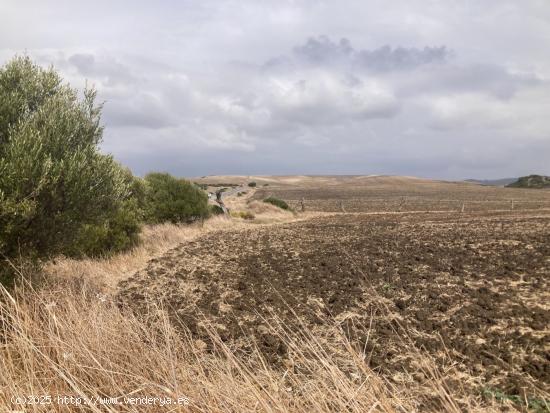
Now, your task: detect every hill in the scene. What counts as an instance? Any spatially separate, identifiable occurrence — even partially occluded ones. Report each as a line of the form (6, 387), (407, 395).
(465, 178), (517, 186)
(506, 174), (550, 189)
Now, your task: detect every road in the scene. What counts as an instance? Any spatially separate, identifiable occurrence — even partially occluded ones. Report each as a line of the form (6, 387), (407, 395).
(207, 185), (249, 205)
(220, 185), (247, 199)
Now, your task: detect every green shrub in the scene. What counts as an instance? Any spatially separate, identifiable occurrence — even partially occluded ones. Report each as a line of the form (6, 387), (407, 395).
(69, 198), (142, 257)
(248, 182), (257, 187)
(72, 168), (146, 258)
(209, 204), (225, 215)
(0, 56), (140, 281)
(143, 172), (209, 224)
(123, 168), (148, 213)
(0, 257), (41, 289)
(263, 197), (290, 210)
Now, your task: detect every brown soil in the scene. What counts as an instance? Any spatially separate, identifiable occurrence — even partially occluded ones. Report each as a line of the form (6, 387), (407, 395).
(251, 175), (550, 213)
(118, 209), (550, 405)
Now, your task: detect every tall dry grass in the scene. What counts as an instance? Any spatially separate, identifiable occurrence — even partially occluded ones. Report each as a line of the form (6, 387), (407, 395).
(44, 209), (311, 292)
(0, 275), (511, 412)
(43, 216), (245, 291)
(1, 276), (423, 413)
(1, 214), (509, 412)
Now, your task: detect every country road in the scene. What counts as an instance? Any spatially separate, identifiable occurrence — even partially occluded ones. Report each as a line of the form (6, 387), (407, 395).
(219, 185), (247, 199)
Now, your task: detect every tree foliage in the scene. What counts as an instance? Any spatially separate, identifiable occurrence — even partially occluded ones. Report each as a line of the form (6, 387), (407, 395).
(0, 56), (140, 283)
(143, 173), (209, 224)
(263, 196), (290, 210)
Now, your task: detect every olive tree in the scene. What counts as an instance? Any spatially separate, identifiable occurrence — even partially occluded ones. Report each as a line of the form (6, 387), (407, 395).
(143, 173), (209, 224)
(0, 56), (140, 282)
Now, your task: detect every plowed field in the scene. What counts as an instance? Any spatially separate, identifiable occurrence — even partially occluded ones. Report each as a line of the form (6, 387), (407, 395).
(118, 177), (550, 408)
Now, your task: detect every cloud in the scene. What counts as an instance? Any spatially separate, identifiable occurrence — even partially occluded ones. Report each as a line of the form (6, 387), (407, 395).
(264, 71), (399, 123)
(20, 39), (546, 179)
(2, 0), (549, 179)
(355, 44), (448, 71)
(292, 37), (354, 65)
(68, 53), (139, 87)
(267, 36), (449, 72)
(47, 42), (404, 148)
(397, 63), (542, 100)
(424, 85), (550, 139)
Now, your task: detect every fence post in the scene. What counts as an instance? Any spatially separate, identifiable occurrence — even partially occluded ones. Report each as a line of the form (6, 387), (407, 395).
(398, 197), (406, 211)
(340, 200), (346, 213)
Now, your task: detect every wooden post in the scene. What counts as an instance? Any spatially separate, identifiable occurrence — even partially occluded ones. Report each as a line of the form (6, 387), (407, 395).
(300, 198), (305, 212)
(340, 200), (346, 213)
(461, 202), (465, 213)
(398, 197), (405, 211)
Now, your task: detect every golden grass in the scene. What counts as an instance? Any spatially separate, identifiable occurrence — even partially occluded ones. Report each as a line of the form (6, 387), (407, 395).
(44, 209), (318, 292)
(44, 216), (244, 292)
(1, 275), (500, 412)
(0, 287), (506, 412)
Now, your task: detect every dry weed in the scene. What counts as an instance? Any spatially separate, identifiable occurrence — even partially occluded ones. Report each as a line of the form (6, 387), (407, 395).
(0, 279), (417, 412)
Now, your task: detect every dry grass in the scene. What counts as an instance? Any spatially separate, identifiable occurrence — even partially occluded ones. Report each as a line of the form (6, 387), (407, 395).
(44, 208), (321, 293)
(222, 189), (296, 222)
(0, 276), (466, 413)
(44, 216), (247, 292)
(1, 210), (518, 412)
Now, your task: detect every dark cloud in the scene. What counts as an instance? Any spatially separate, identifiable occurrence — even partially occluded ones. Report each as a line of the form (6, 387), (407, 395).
(267, 36), (449, 72)
(293, 36), (354, 65)
(354, 44), (448, 72)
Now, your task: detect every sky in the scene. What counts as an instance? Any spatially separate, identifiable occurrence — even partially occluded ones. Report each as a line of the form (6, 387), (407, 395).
(1, 0), (549, 179)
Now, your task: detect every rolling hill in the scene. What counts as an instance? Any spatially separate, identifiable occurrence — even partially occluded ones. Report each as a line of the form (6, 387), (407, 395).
(506, 175), (550, 189)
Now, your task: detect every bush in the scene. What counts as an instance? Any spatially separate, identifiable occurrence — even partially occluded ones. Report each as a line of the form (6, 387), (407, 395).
(248, 182), (257, 187)
(0, 56), (140, 281)
(69, 199), (142, 257)
(209, 204), (225, 215)
(143, 173), (209, 224)
(122, 168), (148, 216)
(263, 197), (290, 210)
(69, 167), (145, 257)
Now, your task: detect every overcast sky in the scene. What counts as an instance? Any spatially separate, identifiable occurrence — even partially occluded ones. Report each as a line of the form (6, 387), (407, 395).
(1, 0), (549, 179)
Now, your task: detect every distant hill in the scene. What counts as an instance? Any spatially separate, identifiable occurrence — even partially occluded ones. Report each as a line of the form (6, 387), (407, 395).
(465, 178), (517, 187)
(506, 175), (550, 189)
